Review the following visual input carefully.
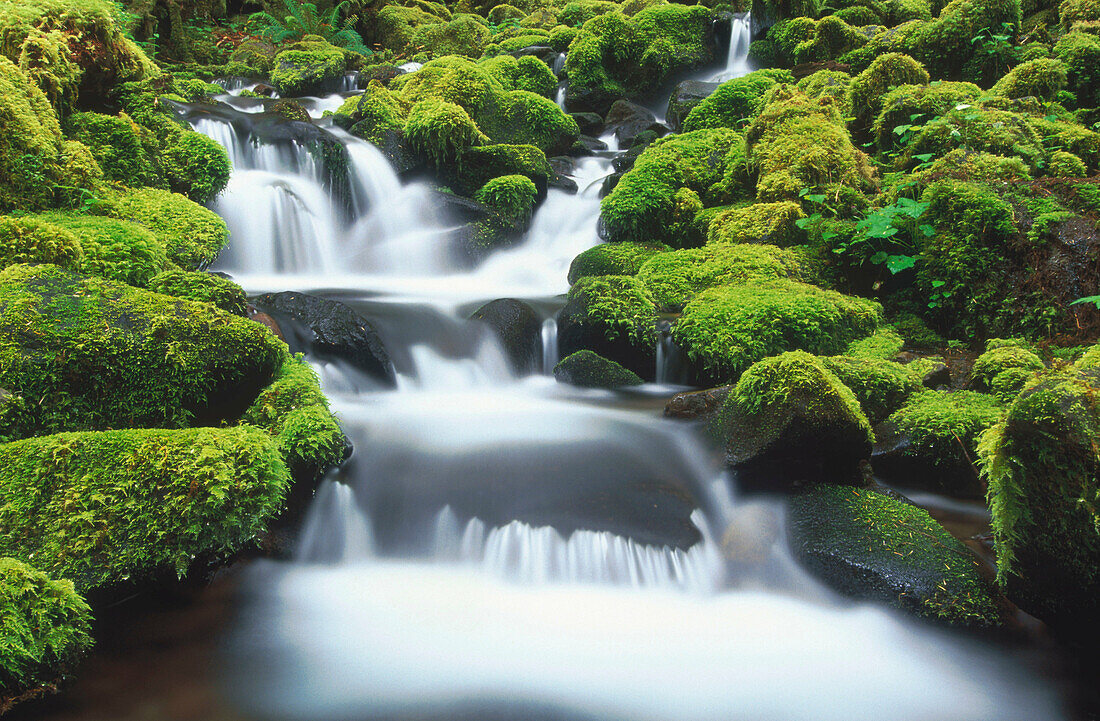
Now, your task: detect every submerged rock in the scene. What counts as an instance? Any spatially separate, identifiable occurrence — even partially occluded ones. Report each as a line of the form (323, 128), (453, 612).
(554, 350), (644, 388)
(470, 298), (543, 374)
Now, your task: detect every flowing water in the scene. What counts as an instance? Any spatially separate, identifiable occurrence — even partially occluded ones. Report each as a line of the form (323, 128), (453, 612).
(60, 22), (1069, 721)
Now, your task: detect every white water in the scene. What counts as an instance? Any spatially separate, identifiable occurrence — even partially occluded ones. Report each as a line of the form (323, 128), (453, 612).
(193, 33), (1067, 721)
(711, 13), (753, 82)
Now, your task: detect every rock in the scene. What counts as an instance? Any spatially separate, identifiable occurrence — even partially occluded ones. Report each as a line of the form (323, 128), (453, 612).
(572, 134), (608, 155)
(787, 485), (1002, 626)
(969, 338), (1045, 403)
(664, 385), (732, 420)
(715, 352), (874, 487)
(266, 98), (311, 122)
(665, 79), (720, 132)
(250, 292), (395, 387)
(470, 298), (543, 374)
(605, 99), (668, 147)
(548, 156), (579, 192)
(554, 350), (644, 388)
(509, 44), (558, 65)
(570, 111), (605, 136)
(360, 64), (401, 85)
(557, 275), (658, 380)
(270, 39), (347, 97)
(921, 362), (951, 388)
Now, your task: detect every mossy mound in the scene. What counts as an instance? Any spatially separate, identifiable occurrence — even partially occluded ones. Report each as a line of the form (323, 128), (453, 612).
(0, 215), (83, 272)
(844, 326), (905, 360)
(480, 54), (557, 97)
(971, 339), (1045, 403)
(0, 264), (283, 440)
(821, 355), (923, 424)
(904, 107), (1044, 171)
(680, 71), (783, 132)
(0, 426), (290, 595)
(475, 174), (538, 228)
(979, 367), (1100, 628)
(270, 38), (347, 97)
(0, 558), (92, 704)
(455, 144), (554, 196)
(716, 351), (874, 484)
(990, 57), (1068, 100)
(637, 243), (812, 311)
(849, 53), (930, 127)
(567, 241), (670, 284)
(553, 350), (645, 388)
(107, 188), (229, 271)
(63, 111), (162, 189)
(32, 212), (171, 288)
(911, 0), (1022, 79)
(1054, 31), (1100, 108)
(788, 485), (1002, 626)
(557, 275), (658, 378)
(871, 81), (982, 152)
(707, 201), (807, 246)
(158, 130), (232, 205)
(875, 390), (1003, 497)
(673, 280), (883, 385)
(411, 15), (492, 59)
(146, 270), (248, 316)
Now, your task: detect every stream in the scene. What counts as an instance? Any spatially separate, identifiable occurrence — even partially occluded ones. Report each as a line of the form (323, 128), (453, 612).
(14, 17), (1081, 721)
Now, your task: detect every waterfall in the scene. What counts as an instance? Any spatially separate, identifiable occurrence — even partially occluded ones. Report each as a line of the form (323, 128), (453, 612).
(711, 13), (753, 82)
(541, 317), (558, 374)
(295, 480), (376, 563)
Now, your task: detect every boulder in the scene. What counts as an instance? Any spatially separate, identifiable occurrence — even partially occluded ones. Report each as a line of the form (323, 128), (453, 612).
(665, 79), (719, 132)
(604, 99), (666, 147)
(557, 275), (658, 380)
(554, 350), (644, 388)
(664, 385), (732, 421)
(470, 298), (543, 374)
(270, 39), (347, 97)
(570, 111), (605, 136)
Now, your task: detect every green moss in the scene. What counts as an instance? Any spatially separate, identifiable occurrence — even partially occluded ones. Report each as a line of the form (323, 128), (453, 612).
(553, 349), (644, 387)
(0, 56), (66, 212)
(889, 389), (1004, 470)
(0, 557), (92, 696)
(560, 275), (658, 347)
(836, 5), (883, 24)
(107, 187), (229, 272)
(456, 143), (553, 194)
(971, 338), (1045, 402)
(991, 57), (1068, 100)
(405, 97), (489, 167)
(270, 41), (347, 97)
(487, 4), (526, 23)
(1048, 149), (1088, 176)
(912, 0), (1022, 77)
(480, 54), (557, 97)
(475, 173), (538, 228)
(567, 241), (670, 284)
(822, 354), (922, 423)
(550, 24), (580, 50)
(681, 72), (782, 132)
(849, 53), (929, 126)
(844, 325), (905, 359)
(795, 69), (854, 113)
(791, 16), (868, 64)
(0, 426), (290, 594)
(707, 201), (807, 246)
(1054, 31), (1100, 108)
(600, 128), (742, 246)
(476, 89), (580, 153)
(638, 243), (813, 311)
(229, 38), (277, 73)
(0, 215), (82, 272)
(1060, 0), (1100, 25)
(0, 264), (284, 440)
(34, 212), (171, 288)
(560, 0), (621, 26)
(411, 15), (492, 58)
(63, 111), (162, 189)
(673, 279), (883, 383)
(1027, 115), (1100, 169)
(146, 270), (247, 316)
(905, 107), (1044, 171)
(160, 130), (231, 205)
(979, 367), (1100, 624)
(872, 81), (982, 152)
(789, 484), (1001, 625)
(346, 80), (411, 147)
(890, 311), (944, 348)
(241, 354), (347, 478)
(912, 148), (1032, 185)
(374, 3), (451, 53)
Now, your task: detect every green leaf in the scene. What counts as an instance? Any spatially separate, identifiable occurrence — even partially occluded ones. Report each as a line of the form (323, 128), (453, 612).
(886, 254), (918, 273)
(1070, 295), (1100, 308)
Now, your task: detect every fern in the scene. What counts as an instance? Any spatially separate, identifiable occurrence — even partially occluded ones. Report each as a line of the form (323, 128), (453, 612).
(248, 0), (371, 55)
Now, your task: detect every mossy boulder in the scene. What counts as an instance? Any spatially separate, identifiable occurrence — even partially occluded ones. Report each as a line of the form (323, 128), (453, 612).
(911, 0), (1022, 78)
(844, 325), (905, 360)
(707, 201), (807, 246)
(787, 484), (1002, 626)
(979, 367), (1100, 628)
(0, 264), (284, 440)
(821, 355), (923, 424)
(63, 111), (162, 189)
(159, 129), (232, 205)
(904, 108), (1044, 171)
(270, 38), (347, 97)
(31, 213), (171, 288)
(637, 243), (813, 311)
(1053, 31), (1100, 108)
(107, 187), (229, 271)
(554, 349), (644, 388)
(411, 15), (492, 59)
(795, 69), (854, 113)
(680, 71), (784, 132)
(455, 144), (554, 196)
(990, 57), (1068, 100)
(475, 174), (538, 231)
(405, 97), (489, 167)
(849, 53), (929, 127)
(874, 390), (1003, 498)
(146, 270), (247, 316)
(567, 242), (670, 284)
(0, 426), (290, 596)
(557, 275), (658, 379)
(0, 558), (92, 707)
(716, 351), (874, 485)
(673, 280), (883, 385)
(470, 298), (543, 374)
(971, 338), (1045, 403)
(871, 81), (982, 152)
(481, 54), (557, 97)
(0, 215), (82, 272)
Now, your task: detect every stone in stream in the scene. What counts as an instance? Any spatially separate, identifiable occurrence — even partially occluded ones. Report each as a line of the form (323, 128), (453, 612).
(250, 292), (396, 387)
(664, 385), (733, 421)
(570, 111), (605, 137)
(554, 350), (644, 388)
(665, 79), (720, 132)
(786, 484), (1003, 627)
(604, 100), (668, 148)
(469, 298), (543, 374)
(557, 275), (658, 381)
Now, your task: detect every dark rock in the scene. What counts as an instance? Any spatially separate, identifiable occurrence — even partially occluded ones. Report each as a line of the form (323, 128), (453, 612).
(548, 156), (579, 193)
(571, 134), (607, 156)
(787, 484), (1002, 626)
(554, 350), (644, 388)
(664, 385), (733, 420)
(557, 277), (657, 380)
(250, 292), (396, 387)
(266, 98), (311, 123)
(570, 111), (605, 136)
(509, 44), (558, 65)
(665, 79), (720, 132)
(252, 83), (277, 96)
(605, 99), (667, 147)
(429, 189), (492, 224)
(470, 298), (544, 374)
(921, 362), (951, 388)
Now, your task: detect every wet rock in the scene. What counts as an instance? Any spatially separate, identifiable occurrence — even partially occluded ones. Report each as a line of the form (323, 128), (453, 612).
(557, 276), (658, 380)
(664, 385), (732, 421)
(554, 350), (644, 388)
(605, 100), (667, 147)
(266, 98), (311, 122)
(665, 79), (720, 132)
(548, 156), (579, 193)
(248, 308), (287, 342)
(469, 298), (543, 374)
(509, 45), (558, 65)
(570, 111), (605, 136)
(921, 362), (951, 388)
(571, 134), (608, 156)
(787, 484), (1002, 627)
(250, 292), (396, 387)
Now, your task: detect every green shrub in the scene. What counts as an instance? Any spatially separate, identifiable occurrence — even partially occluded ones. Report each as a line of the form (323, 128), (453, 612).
(990, 57), (1068, 100)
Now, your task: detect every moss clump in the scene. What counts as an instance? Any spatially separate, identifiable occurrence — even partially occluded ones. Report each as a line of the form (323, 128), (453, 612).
(822, 355), (922, 423)
(567, 242), (670, 284)
(681, 72), (783, 132)
(0, 426), (290, 594)
(480, 54), (557, 97)
(34, 212), (171, 288)
(63, 112), (161, 189)
(373, 3), (451, 53)
(1048, 150), (1088, 177)
(270, 39), (347, 97)
(718, 351), (874, 483)
(673, 280), (883, 384)
(159, 130), (232, 205)
(849, 53), (929, 127)
(979, 367), (1100, 626)
(0, 558), (92, 698)
(405, 97), (489, 166)
(905, 107), (1044, 172)
(971, 338), (1045, 402)
(553, 349), (644, 388)
(1055, 29), (1100, 107)
(0, 56), (69, 212)
(990, 57), (1068, 100)
(557, 274), (658, 377)
(0, 264), (284, 440)
(790, 16), (868, 64)
(0, 215), (82, 272)
(912, 0), (1022, 77)
(107, 188), (229, 271)
(844, 325), (905, 359)
(795, 69), (854, 113)
(601, 129), (742, 247)
(638, 243), (812, 310)
(872, 81), (982, 152)
(707, 201), (807, 246)
(1027, 116), (1100, 169)
(146, 270), (247, 316)
(788, 484), (1002, 626)
(456, 143), (553, 195)
(412, 15), (492, 59)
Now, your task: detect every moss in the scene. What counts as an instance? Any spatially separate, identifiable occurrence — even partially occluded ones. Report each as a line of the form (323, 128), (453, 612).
(681, 72), (782, 132)
(978, 367), (1100, 625)
(673, 279), (883, 384)
(346, 80), (411, 148)
(405, 97), (489, 167)
(0, 56), (66, 212)
(480, 54), (557, 97)
(795, 69), (854, 114)
(159, 130), (231, 205)
(1027, 115), (1100, 169)
(1060, 0), (1100, 24)
(891, 311), (944, 348)
(822, 354), (922, 423)
(560, 274), (658, 348)
(971, 338), (1045, 402)
(849, 53), (929, 127)
(475, 173), (538, 229)
(844, 325), (905, 359)
(487, 4), (527, 23)
(788, 484), (1002, 625)
(0, 264), (284, 440)
(0, 215), (83, 272)
(411, 15), (492, 58)
(567, 242), (670, 285)
(549, 24), (580, 50)
(905, 107), (1045, 172)
(241, 354), (348, 478)
(912, 0), (1022, 77)
(600, 128), (742, 247)
(373, 4), (450, 53)
(62, 111), (162, 189)
(229, 38), (277, 73)
(0, 558), (92, 697)
(890, 387), (1003, 471)
(836, 5), (883, 23)
(990, 57), (1068, 100)
(146, 270), (247, 316)
(34, 212), (170, 288)
(456, 143), (553, 194)
(1054, 31), (1100, 108)
(553, 349), (644, 387)
(912, 148), (1032, 185)
(270, 40), (347, 97)
(791, 16), (868, 64)
(476, 89), (580, 154)
(106, 187), (229, 272)
(872, 81), (982, 151)
(707, 201), (807, 246)
(1048, 149), (1088, 176)
(560, 0), (621, 26)
(0, 426), (289, 594)
(638, 243), (813, 311)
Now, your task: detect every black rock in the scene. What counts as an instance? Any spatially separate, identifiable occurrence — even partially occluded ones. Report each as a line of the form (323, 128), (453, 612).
(469, 298), (544, 374)
(570, 111), (605, 136)
(665, 80), (720, 132)
(605, 99), (668, 147)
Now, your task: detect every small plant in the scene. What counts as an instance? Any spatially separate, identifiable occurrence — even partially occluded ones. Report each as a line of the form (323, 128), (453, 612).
(1070, 294), (1100, 309)
(248, 0), (371, 54)
(970, 23), (1017, 81)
